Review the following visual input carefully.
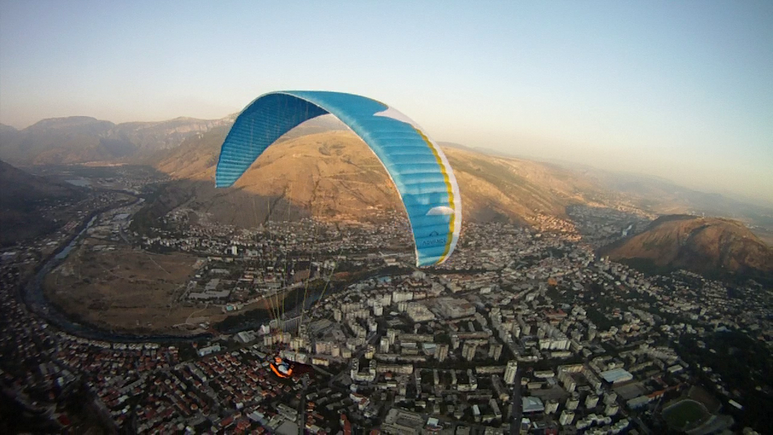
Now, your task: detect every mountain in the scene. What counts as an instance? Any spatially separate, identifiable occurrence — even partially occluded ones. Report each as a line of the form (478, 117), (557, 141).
(148, 127), (610, 227)
(600, 215), (773, 281)
(0, 123), (18, 135)
(0, 159), (85, 245)
(0, 116), (233, 165)
(108, 116), (237, 153)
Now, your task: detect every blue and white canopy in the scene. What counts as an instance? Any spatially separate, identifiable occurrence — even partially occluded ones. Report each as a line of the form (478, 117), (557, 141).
(216, 91), (461, 267)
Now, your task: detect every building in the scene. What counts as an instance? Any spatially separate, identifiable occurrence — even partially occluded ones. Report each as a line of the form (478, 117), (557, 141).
(504, 360), (518, 384)
(462, 342), (477, 361)
(600, 368), (633, 384)
(522, 397), (545, 414)
(604, 392), (618, 405)
(488, 343), (503, 361)
(534, 370), (555, 378)
(407, 303), (436, 322)
(489, 398), (502, 419)
(235, 331), (256, 343)
(436, 297), (476, 319)
(197, 344), (221, 357)
(188, 289), (231, 300)
(491, 375), (510, 402)
(566, 394), (580, 411)
(626, 395), (650, 409)
(436, 344), (448, 362)
(559, 410), (575, 426)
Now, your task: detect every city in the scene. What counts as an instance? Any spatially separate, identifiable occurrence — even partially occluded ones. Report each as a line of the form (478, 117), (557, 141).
(1, 185), (769, 434)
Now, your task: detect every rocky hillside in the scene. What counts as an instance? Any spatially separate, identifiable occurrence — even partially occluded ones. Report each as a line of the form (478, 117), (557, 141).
(600, 215), (773, 280)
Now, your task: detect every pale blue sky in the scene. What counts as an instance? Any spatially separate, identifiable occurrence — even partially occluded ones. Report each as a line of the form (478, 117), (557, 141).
(1, 1), (771, 202)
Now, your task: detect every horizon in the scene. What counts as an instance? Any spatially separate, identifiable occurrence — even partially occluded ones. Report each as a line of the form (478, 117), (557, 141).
(4, 109), (772, 211)
(1, 1), (771, 203)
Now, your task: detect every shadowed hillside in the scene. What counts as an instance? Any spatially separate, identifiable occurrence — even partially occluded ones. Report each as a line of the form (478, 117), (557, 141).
(0, 160), (85, 245)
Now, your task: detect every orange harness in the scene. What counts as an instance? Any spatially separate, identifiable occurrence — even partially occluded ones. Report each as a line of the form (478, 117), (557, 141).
(270, 360), (293, 379)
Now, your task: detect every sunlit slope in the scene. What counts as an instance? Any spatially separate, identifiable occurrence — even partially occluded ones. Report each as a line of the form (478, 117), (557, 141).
(154, 128), (609, 226)
(443, 146), (606, 222)
(600, 215), (773, 279)
(155, 129), (412, 226)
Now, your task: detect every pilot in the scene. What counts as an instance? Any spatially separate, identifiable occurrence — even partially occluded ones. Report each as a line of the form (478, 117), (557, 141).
(271, 356), (293, 378)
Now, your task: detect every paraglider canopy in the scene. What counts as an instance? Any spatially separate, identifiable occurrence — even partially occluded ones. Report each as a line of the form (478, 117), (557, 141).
(216, 90), (462, 267)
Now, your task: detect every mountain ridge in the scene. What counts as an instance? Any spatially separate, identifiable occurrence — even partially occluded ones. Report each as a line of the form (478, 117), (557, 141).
(3, 113), (771, 246)
(3, 113), (770, 221)
(0, 115), (234, 165)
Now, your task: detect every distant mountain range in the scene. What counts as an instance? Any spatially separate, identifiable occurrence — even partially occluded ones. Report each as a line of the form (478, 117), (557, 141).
(600, 215), (773, 282)
(4, 114), (770, 224)
(587, 170), (773, 224)
(3, 113), (772, 281)
(0, 115), (235, 165)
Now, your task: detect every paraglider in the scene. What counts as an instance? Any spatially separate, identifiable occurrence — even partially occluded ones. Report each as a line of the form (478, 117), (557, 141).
(269, 355), (313, 380)
(216, 91), (462, 380)
(270, 355), (293, 379)
(215, 90), (462, 267)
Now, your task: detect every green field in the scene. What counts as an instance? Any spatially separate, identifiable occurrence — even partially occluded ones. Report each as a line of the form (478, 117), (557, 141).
(663, 399), (709, 430)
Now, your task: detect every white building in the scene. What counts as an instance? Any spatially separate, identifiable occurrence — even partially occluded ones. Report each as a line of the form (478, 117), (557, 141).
(559, 410), (575, 426)
(504, 360), (518, 384)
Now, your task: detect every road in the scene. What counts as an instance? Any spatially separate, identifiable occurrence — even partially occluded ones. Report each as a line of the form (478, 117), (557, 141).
(509, 369), (522, 434)
(298, 375), (309, 435)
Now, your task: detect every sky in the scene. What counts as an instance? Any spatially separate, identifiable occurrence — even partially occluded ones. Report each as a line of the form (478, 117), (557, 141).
(1, 1), (771, 203)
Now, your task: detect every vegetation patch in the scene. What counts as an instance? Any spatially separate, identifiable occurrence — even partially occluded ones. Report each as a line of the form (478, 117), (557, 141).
(662, 399), (710, 431)
(44, 240), (224, 335)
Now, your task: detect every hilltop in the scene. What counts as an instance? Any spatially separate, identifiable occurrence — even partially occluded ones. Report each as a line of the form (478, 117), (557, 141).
(600, 215), (773, 281)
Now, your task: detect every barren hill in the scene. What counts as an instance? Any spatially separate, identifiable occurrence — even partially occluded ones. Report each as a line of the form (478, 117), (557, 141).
(600, 215), (773, 280)
(151, 127), (609, 227)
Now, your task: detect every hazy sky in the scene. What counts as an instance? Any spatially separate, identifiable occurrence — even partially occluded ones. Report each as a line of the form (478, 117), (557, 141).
(1, 1), (771, 203)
